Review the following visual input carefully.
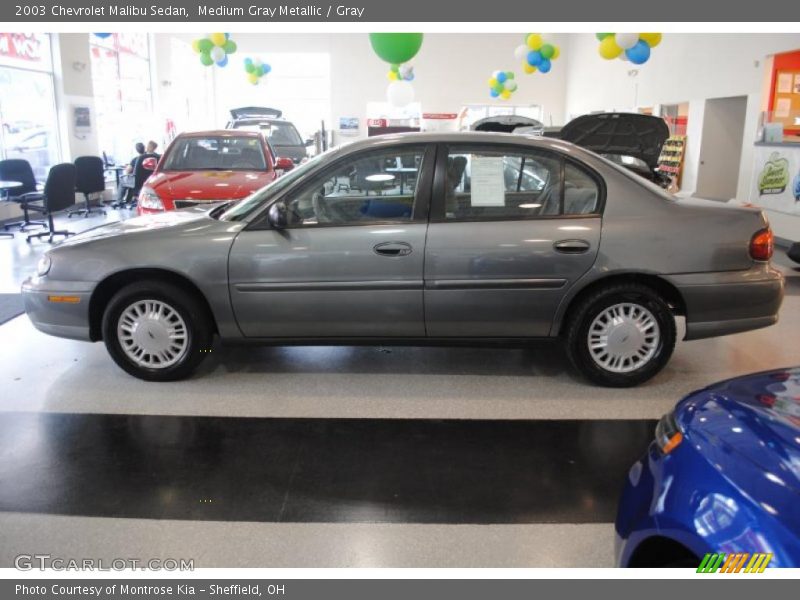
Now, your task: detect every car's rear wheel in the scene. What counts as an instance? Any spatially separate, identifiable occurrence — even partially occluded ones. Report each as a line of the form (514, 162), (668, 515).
(564, 283), (676, 387)
(102, 280), (212, 381)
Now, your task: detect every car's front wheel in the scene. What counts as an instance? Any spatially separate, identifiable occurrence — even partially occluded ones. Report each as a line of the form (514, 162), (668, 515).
(564, 283), (676, 387)
(101, 280), (213, 381)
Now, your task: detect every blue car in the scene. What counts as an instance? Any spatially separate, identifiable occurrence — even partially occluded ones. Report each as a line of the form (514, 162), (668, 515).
(616, 367), (800, 567)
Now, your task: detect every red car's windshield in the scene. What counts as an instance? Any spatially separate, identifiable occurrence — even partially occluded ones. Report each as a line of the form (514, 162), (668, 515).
(162, 136), (267, 172)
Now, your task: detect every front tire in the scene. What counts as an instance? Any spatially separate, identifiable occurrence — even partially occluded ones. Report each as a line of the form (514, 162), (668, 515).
(564, 283), (676, 387)
(101, 280), (213, 381)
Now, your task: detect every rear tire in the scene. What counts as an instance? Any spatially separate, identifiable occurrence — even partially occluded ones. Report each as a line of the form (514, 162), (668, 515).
(564, 283), (676, 387)
(101, 280), (213, 381)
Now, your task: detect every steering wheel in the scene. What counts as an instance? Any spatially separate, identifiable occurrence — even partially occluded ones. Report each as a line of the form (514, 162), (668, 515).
(311, 191), (332, 224)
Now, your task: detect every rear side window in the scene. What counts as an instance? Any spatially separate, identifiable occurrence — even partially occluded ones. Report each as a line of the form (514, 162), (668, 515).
(442, 146), (601, 220)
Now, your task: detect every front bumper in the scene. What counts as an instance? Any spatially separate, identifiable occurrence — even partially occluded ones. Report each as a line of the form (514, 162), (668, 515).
(21, 276), (94, 341)
(667, 265), (784, 340)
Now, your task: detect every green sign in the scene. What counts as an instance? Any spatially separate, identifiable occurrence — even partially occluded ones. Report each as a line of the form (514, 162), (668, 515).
(757, 152), (789, 195)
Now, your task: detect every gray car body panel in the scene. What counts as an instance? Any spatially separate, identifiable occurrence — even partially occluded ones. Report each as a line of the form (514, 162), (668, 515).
(21, 132), (783, 346)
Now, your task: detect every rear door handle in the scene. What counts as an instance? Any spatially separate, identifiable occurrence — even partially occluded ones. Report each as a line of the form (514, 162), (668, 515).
(374, 242), (413, 257)
(554, 239), (591, 254)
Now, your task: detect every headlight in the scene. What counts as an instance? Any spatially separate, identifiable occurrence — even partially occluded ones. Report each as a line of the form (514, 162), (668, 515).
(138, 187), (164, 211)
(36, 254), (51, 276)
(655, 411), (683, 455)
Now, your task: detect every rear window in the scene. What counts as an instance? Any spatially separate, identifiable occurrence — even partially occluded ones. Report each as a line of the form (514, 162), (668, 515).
(234, 121), (303, 146)
(162, 136), (267, 171)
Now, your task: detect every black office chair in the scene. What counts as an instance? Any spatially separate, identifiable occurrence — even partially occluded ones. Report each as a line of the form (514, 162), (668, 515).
(0, 159), (46, 231)
(26, 163), (78, 244)
(69, 156), (106, 218)
(115, 153), (157, 209)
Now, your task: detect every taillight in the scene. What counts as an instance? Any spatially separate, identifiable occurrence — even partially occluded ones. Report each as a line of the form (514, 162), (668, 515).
(749, 228), (773, 261)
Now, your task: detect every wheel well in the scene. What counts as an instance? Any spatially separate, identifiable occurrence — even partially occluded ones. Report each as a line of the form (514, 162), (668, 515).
(626, 536), (699, 568)
(559, 273), (686, 335)
(88, 268), (218, 341)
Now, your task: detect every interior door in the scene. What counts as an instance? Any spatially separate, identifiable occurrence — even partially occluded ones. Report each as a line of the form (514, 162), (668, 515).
(228, 144), (433, 338)
(424, 145), (602, 338)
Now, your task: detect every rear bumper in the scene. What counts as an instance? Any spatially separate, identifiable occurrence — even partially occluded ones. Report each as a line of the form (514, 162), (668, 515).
(21, 277), (93, 341)
(667, 265), (784, 341)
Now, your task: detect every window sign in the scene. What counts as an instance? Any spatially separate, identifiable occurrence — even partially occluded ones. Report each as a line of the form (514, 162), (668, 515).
(470, 156), (506, 206)
(0, 33), (52, 71)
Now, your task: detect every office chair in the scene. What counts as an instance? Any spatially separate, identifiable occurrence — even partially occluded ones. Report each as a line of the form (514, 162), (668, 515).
(0, 159), (46, 231)
(26, 163), (78, 244)
(69, 156), (106, 217)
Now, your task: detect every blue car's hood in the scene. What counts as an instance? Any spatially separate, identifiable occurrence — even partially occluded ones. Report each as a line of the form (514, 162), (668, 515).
(677, 367), (800, 527)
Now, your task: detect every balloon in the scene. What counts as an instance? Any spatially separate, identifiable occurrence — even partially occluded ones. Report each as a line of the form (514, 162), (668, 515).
(625, 40), (651, 64)
(524, 64), (536, 74)
(198, 38), (213, 53)
(369, 33), (423, 64)
(501, 89), (511, 100)
(514, 44), (528, 61)
(210, 32), (226, 47)
(248, 73), (259, 85)
(505, 80), (518, 92)
(223, 40), (237, 54)
(244, 57), (253, 67)
(639, 33), (662, 47)
(191, 39), (201, 53)
(538, 58), (552, 73)
(210, 46), (225, 63)
(490, 89), (500, 98)
(488, 77), (498, 87)
(527, 50), (542, 66)
(94, 33), (112, 39)
(200, 52), (213, 66)
(386, 80), (415, 107)
(596, 33), (613, 41)
(388, 71), (399, 81)
(599, 36), (623, 59)
(540, 44), (555, 60)
(245, 63), (254, 73)
(496, 71), (507, 83)
(216, 55), (228, 68)
(263, 64), (271, 74)
(615, 33), (640, 50)
(505, 71), (514, 79)
(526, 33), (543, 51)
(551, 46), (561, 60)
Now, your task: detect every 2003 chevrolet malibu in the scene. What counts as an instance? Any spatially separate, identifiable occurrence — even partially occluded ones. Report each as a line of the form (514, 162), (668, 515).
(22, 133), (784, 385)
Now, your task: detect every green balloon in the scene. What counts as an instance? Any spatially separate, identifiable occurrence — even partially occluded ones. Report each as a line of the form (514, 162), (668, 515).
(492, 83), (504, 94)
(198, 38), (213, 52)
(199, 51), (213, 66)
(255, 66), (264, 76)
(369, 33), (423, 64)
(540, 44), (555, 59)
(596, 33), (613, 41)
(505, 71), (514, 79)
(223, 40), (237, 54)
(390, 64), (400, 72)
(245, 63), (254, 73)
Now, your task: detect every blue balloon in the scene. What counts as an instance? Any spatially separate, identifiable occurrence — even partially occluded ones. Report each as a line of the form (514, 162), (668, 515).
(406, 73), (414, 81)
(216, 55), (228, 67)
(94, 33), (112, 39)
(244, 57), (253, 67)
(538, 58), (552, 73)
(526, 50), (542, 66)
(496, 71), (507, 83)
(263, 64), (272, 74)
(625, 40), (651, 65)
(490, 89), (500, 98)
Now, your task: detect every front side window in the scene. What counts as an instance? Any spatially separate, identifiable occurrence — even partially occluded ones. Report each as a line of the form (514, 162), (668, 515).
(162, 136), (267, 171)
(283, 147), (425, 227)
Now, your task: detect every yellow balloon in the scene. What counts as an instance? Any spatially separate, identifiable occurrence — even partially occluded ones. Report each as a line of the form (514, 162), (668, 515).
(599, 36), (623, 60)
(523, 63), (536, 74)
(488, 77), (498, 87)
(501, 89), (512, 100)
(551, 46), (560, 60)
(191, 39), (201, 53)
(639, 33), (662, 48)
(248, 73), (259, 85)
(526, 33), (543, 51)
(210, 32), (227, 47)
(388, 71), (399, 81)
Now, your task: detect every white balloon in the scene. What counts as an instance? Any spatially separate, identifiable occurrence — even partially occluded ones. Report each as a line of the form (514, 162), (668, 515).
(615, 33), (640, 50)
(505, 80), (518, 92)
(399, 64), (412, 77)
(210, 46), (226, 62)
(387, 80), (415, 107)
(514, 44), (528, 61)
(253, 58), (262, 67)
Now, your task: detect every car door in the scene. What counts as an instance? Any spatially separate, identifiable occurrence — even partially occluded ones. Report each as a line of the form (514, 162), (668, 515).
(424, 143), (602, 338)
(228, 144), (434, 338)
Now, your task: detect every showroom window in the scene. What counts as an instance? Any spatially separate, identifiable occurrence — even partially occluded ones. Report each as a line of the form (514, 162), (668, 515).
(284, 146), (426, 227)
(0, 33), (60, 182)
(461, 104), (544, 129)
(89, 33), (154, 165)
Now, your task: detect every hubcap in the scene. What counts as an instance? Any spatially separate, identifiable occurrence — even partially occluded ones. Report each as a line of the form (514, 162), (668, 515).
(587, 302), (660, 374)
(117, 299), (189, 369)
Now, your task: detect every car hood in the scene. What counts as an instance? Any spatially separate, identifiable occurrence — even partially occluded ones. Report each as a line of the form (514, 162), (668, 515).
(147, 170), (274, 201)
(677, 368), (800, 520)
(559, 113), (669, 170)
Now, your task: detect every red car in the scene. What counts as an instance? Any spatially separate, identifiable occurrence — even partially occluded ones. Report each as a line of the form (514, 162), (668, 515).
(137, 130), (293, 214)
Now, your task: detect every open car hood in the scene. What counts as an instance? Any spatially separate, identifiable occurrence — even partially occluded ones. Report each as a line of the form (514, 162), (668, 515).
(559, 113), (669, 170)
(229, 106), (283, 120)
(471, 115), (544, 134)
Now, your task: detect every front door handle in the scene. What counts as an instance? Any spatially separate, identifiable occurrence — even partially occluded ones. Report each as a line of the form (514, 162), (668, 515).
(374, 241), (413, 257)
(554, 239), (591, 254)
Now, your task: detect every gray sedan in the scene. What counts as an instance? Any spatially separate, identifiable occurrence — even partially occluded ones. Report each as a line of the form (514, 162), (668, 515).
(22, 133), (784, 386)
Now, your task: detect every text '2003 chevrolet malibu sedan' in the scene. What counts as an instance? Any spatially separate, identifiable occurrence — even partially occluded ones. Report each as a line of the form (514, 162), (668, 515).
(22, 133), (784, 385)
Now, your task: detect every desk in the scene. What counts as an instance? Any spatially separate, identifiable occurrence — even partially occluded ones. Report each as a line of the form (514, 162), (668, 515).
(385, 167), (418, 194)
(105, 165), (126, 188)
(0, 180), (22, 239)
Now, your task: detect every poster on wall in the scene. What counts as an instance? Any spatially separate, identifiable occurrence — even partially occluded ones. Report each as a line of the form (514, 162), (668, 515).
(749, 146), (800, 215)
(72, 105), (92, 139)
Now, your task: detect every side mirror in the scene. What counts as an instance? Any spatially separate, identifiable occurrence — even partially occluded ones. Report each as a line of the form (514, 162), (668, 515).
(275, 157), (295, 171)
(267, 201), (288, 229)
(304, 138), (314, 147)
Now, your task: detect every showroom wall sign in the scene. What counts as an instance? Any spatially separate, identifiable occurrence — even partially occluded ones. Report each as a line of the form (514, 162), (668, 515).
(750, 146), (800, 214)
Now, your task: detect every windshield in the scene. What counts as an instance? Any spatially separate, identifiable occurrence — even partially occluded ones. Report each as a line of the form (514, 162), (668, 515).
(235, 121), (304, 146)
(218, 150), (328, 221)
(162, 136), (267, 172)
